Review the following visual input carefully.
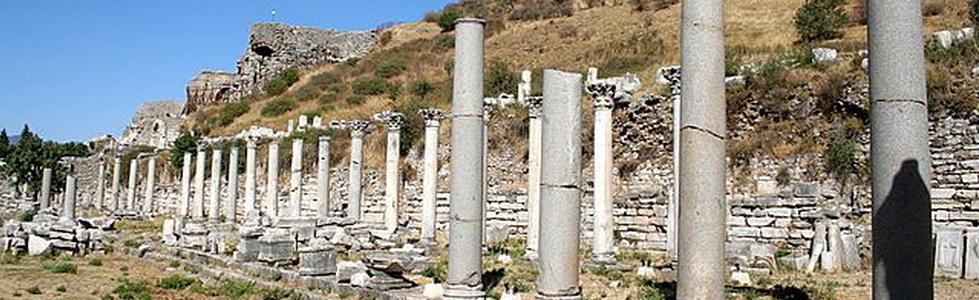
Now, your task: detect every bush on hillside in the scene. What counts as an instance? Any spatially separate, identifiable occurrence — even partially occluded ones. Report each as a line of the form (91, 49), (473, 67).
(826, 133), (857, 184)
(261, 99), (296, 117)
(294, 85), (319, 102)
(212, 101), (250, 127)
(347, 94), (367, 105)
(433, 34), (455, 52)
(794, 0), (848, 43)
(411, 80), (436, 97)
(375, 58), (407, 78)
(438, 11), (461, 31)
(485, 60), (519, 97)
(264, 68), (301, 96)
(352, 76), (395, 96)
(973, 0), (979, 28)
(309, 71), (340, 89)
(510, 0), (574, 21)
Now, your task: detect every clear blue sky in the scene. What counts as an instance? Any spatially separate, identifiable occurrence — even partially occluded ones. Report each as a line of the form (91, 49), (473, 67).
(0, 0), (452, 142)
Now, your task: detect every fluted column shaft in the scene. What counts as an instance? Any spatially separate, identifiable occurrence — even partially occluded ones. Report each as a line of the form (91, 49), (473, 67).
(289, 139), (303, 217)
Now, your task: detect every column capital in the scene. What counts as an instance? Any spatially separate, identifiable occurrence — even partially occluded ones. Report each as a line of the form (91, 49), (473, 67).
(419, 108), (444, 127)
(524, 96), (544, 117)
(586, 82), (616, 110)
(348, 119), (374, 137)
(373, 110), (405, 131)
(246, 137), (258, 149)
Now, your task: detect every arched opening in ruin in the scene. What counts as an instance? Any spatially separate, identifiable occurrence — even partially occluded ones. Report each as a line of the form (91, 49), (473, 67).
(253, 45), (275, 57)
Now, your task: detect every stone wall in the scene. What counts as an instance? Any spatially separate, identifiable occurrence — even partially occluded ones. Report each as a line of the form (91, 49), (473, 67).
(119, 101), (185, 149)
(183, 23), (378, 114)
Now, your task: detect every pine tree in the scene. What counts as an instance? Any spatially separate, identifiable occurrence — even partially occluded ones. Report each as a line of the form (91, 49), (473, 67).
(794, 0), (849, 43)
(0, 129), (9, 160)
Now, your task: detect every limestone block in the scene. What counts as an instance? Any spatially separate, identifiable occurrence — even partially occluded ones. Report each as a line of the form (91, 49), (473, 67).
(746, 217), (776, 227)
(811, 48), (838, 64)
(337, 260), (369, 282)
(27, 235), (52, 255)
(423, 283), (444, 299)
(761, 228), (789, 239)
(964, 173), (979, 184)
(298, 246), (337, 276)
(934, 30), (954, 49)
(935, 227), (965, 278)
(933, 188), (957, 199)
(966, 228), (979, 279)
(765, 208), (793, 217)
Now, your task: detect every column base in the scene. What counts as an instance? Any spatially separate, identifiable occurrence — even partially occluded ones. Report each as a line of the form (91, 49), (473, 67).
(536, 292), (582, 300)
(524, 249), (539, 261)
(591, 252), (616, 264)
(443, 284), (486, 299)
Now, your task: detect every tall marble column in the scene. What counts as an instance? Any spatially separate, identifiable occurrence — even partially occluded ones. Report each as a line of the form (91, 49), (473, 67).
(678, 0), (727, 296)
(64, 172), (77, 220)
(419, 109), (444, 244)
(587, 80), (616, 263)
(536, 69), (583, 300)
(375, 111), (404, 232)
(868, 0), (932, 298)
(317, 136), (332, 218)
(180, 152), (192, 217)
(444, 18), (486, 300)
(288, 139), (303, 217)
(482, 100), (491, 246)
(126, 159), (137, 211)
(39, 167), (52, 210)
(664, 68), (682, 261)
(265, 142), (280, 217)
(525, 96), (544, 259)
(346, 120), (372, 220)
(143, 156), (156, 215)
(95, 160), (105, 211)
(111, 154), (121, 211)
(209, 149), (222, 222)
(227, 146), (240, 223)
(245, 139), (258, 214)
(193, 149), (206, 218)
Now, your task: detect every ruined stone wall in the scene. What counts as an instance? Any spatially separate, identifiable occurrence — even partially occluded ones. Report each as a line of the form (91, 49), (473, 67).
(119, 101), (185, 149)
(183, 23), (378, 114)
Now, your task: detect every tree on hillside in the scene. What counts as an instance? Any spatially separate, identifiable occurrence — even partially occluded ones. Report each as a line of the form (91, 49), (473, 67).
(0, 129), (9, 160)
(794, 0), (848, 43)
(972, 0), (979, 29)
(169, 133), (200, 170)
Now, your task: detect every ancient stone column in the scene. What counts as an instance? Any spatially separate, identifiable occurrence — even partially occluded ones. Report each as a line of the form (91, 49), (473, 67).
(289, 139), (303, 217)
(193, 149), (206, 218)
(111, 154), (121, 211)
(664, 67), (682, 261)
(180, 152), (192, 217)
(525, 96), (544, 259)
(347, 120), (372, 220)
(227, 146), (240, 223)
(376, 111), (405, 232)
(445, 18), (486, 300)
(317, 136), (332, 218)
(265, 142), (280, 217)
(587, 79), (616, 263)
(209, 149), (222, 222)
(127, 159), (137, 211)
(677, 0), (727, 297)
(868, 0), (932, 298)
(64, 173), (76, 219)
(419, 109), (444, 243)
(39, 167), (52, 210)
(536, 70), (583, 300)
(143, 156), (156, 215)
(482, 100), (491, 247)
(95, 160), (105, 211)
(245, 139), (257, 214)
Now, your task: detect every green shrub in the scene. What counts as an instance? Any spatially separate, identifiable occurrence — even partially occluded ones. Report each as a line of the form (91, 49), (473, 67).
(26, 286), (42, 295)
(257, 287), (301, 300)
(352, 77), (393, 96)
(294, 86), (319, 102)
(0, 253), (21, 264)
(265, 68), (302, 96)
(221, 280), (256, 298)
(89, 258), (103, 266)
(169, 133), (199, 170)
(184, 264), (201, 274)
(308, 71), (340, 89)
(410, 80), (436, 97)
(374, 58), (407, 78)
(168, 261), (180, 268)
(18, 207), (36, 222)
(826, 133), (857, 184)
(509, 0), (575, 21)
(324, 83), (347, 94)
(158, 274), (197, 290)
(346, 94), (366, 105)
(794, 0), (848, 43)
(437, 11), (461, 31)
(44, 262), (77, 274)
(485, 60), (518, 97)
(56, 286), (67, 292)
(433, 34), (455, 52)
(113, 280), (151, 300)
(972, 0), (979, 28)
(213, 101), (250, 127)
(261, 99), (297, 118)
